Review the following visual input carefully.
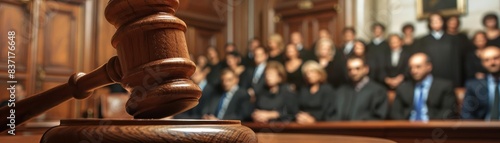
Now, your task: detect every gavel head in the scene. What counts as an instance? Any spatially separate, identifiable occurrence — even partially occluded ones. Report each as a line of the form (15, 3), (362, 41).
(104, 0), (201, 119)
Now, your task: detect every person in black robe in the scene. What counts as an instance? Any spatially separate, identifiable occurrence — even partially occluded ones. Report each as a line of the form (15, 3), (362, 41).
(325, 56), (388, 121)
(202, 69), (253, 121)
(483, 13), (500, 47)
(314, 38), (348, 88)
(284, 43), (305, 91)
(252, 61), (299, 122)
(402, 23), (418, 53)
(377, 34), (412, 89)
(352, 40), (379, 82)
(366, 22), (390, 57)
(465, 31), (489, 80)
(296, 61), (335, 124)
(446, 16), (471, 53)
(416, 12), (462, 87)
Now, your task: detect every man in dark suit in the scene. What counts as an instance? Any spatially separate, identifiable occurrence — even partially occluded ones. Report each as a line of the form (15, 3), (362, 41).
(202, 69), (252, 120)
(378, 34), (412, 89)
(242, 38), (260, 67)
(326, 56), (388, 121)
(462, 46), (500, 120)
(340, 27), (357, 57)
(390, 53), (457, 121)
(175, 66), (215, 119)
(240, 47), (268, 98)
(290, 32), (315, 61)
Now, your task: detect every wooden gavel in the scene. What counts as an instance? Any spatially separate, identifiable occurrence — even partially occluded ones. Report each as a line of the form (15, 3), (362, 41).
(0, 0), (202, 132)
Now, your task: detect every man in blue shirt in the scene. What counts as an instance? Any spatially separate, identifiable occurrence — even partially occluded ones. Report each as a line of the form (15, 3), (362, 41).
(389, 53), (457, 121)
(462, 46), (500, 120)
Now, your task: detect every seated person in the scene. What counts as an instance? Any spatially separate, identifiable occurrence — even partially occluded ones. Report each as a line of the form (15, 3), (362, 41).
(252, 61), (299, 123)
(240, 47), (268, 100)
(327, 56), (388, 121)
(462, 46), (500, 120)
(174, 66), (215, 119)
(390, 53), (457, 121)
(202, 69), (252, 120)
(296, 61), (335, 124)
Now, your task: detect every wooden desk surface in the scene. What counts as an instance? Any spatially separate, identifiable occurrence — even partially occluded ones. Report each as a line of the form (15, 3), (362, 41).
(244, 121), (500, 143)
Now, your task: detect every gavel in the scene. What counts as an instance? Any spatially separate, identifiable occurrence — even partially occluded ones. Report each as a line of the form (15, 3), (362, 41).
(0, 1), (256, 142)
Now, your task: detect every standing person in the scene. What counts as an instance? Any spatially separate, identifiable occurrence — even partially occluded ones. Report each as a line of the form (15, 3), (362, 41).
(465, 31), (489, 80)
(390, 53), (457, 121)
(378, 34), (412, 89)
(327, 56), (388, 121)
(267, 34), (285, 63)
(462, 46), (500, 120)
(446, 16), (470, 52)
(252, 61), (299, 123)
(242, 38), (261, 67)
(483, 13), (500, 47)
(351, 40), (379, 81)
(202, 69), (252, 120)
(296, 61), (335, 124)
(240, 47), (268, 99)
(417, 12), (462, 87)
(402, 23), (417, 51)
(284, 43), (305, 91)
(291, 32), (315, 61)
(366, 22), (390, 56)
(340, 27), (357, 57)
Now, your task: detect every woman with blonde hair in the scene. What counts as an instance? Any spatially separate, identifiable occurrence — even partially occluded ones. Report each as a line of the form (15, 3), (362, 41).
(252, 61), (299, 123)
(315, 38), (348, 88)
(295, 61), (335, 124)
(267, 33), (285, 63)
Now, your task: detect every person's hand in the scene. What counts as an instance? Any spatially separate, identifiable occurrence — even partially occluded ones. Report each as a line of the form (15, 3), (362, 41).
(247, 88), (256, 103)
(392, 74), (404, 87)
(252, 110), (279, 123)
(296, 112), (316, 124)
(385, 77), (397, 89)
(202, 114), (218, 120)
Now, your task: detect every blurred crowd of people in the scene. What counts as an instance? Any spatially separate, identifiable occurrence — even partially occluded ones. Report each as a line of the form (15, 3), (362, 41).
(175, 12), (500, 123)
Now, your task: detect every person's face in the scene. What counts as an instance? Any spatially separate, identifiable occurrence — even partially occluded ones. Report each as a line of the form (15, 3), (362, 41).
(353, 42), (365, 56)
(191, 68), (205, 84)
(225, 45), (235, 53)
(207, 48), (218, 61)
(481, 48), (500, 74)
(254, 48), (268, 65)
(347, 59), (368, 83)
(403, 27), (414, 36)
(447, 17), (459, 30)
(221, 72), (239, 91)
(344, 31), (355, 42)
(389, 36), (402, 50)
(291, 33), (302, 44)
(197, 56), (208, 67)
(250, 40), (260, 49)
(285, 44), (299, 59)
(226, 55), (240, 67)
(430, 14), (444, 31)
(474, 33), (488, 49)
(268, 40), (278, 50)
(373, 26), (383, 37)
(265, 68), (282, 87)
(485, 18), (498, 29)
(318, 42), (332, 58)
(305, 69), (321, 84)
(319, 30), (330, 39)
(409, 55), (432, 81)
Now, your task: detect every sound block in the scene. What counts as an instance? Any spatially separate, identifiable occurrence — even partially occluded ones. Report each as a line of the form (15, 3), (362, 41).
(41, 119), (257, 143)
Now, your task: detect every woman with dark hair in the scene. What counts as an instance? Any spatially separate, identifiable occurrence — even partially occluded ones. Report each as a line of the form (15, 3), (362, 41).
(402, 23), (416, 49)
(252, 61), (299, 123)
(296, 61), (335, 124)
(483, 13), (500, 47)
(284, 43), (304, 91)
(417, 12), (462, 87)
(465, 31), (489, 80)
(446, 15), (470, 52)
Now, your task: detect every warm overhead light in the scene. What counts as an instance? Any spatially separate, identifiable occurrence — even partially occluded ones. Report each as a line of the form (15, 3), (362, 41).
(298, 0), (314, 10)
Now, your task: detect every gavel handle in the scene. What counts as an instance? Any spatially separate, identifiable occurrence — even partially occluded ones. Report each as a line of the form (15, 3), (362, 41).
(0, 57), (122, 132)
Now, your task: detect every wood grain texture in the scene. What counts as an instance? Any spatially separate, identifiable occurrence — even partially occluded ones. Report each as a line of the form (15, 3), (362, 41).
(41, 119), (258, 143)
